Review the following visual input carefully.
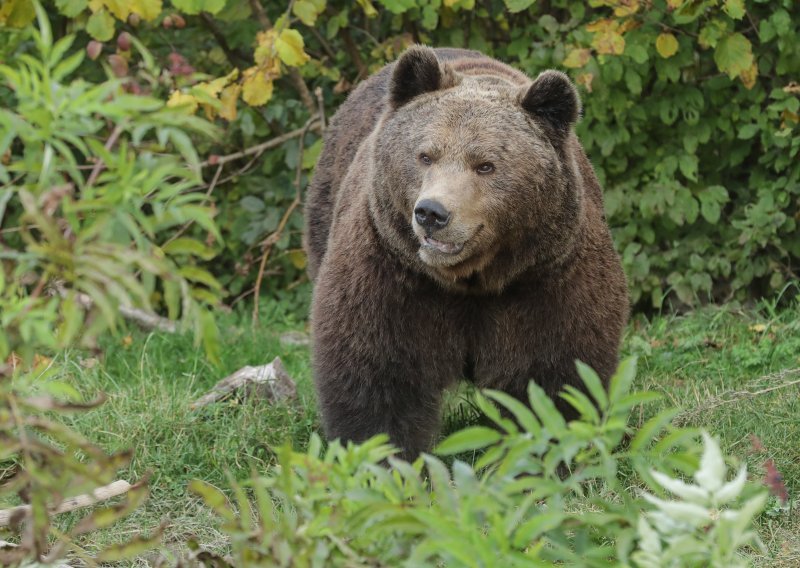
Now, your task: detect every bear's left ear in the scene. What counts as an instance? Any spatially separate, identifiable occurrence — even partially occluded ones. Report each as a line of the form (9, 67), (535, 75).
(390, 45), (458, 108)
(520, 70), (582, 136)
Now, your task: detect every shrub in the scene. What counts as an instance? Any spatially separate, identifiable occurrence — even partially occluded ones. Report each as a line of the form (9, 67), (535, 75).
(191, 359), (768, 567)
(0, 2), (222, 363)
(1, 4), (222, 563)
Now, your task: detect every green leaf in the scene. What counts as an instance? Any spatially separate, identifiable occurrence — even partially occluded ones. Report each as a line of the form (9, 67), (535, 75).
(528, 382), (567, 435)
(505, 0), (536, 13)
(608, 357), (637, 405)
(678, 154), (698, 181)
(630, 408), (680, 451)
(484, 390), (540, 435)
(435, 426), (502, 455)
(171, 0), (225, 15)
(179, 266), (222, 290)
(699, 18), (729, 49)
(55, 0), (88, 17)
(188, 479), (236, 521)
(292, 0), (325, 26)
(737, 123), (759, 140)
(575, 360), (608, 410)
(560, 386), (601, 424)
(375, 0), (416, 14)
(714, 33), (753, 79)
(698, 185), (729, 223)
(86, 8), (115, 41)
(162, 237), (217, 260)
(199, 308), (221, 365)
(513, 511), (565, 547)
(723, 0), (745, 20)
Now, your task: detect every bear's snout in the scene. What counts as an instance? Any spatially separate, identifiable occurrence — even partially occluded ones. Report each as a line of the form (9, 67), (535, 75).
(414, 199), (451, 232)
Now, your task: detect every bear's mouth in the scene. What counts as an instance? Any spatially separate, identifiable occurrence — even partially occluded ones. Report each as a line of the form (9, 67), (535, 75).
(421, 235), (464, 255)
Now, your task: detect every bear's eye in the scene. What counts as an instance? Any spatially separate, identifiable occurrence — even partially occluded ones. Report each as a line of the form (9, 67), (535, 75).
(476, 162), (495, 175)
(419, 153), (433, 166)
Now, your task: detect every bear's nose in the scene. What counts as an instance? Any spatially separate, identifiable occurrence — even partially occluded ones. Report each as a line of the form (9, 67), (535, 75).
(414, 199), (451, 231)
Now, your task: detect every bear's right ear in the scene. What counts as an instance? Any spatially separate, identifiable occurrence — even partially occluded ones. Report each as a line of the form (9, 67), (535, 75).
(390, 45), (456, 108)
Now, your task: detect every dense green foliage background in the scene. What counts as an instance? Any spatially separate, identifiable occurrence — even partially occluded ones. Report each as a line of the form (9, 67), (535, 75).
(3, 0), (798, 316)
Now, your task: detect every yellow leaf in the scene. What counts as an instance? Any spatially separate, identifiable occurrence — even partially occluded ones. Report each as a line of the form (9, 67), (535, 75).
(588, 19), (626, 56)
(102, 0), (131, 20)
(740, 61), (757, 90)
(0, 0), (36, 27)
(594, 33), (625, 55)
(287, 249), (307, 270)
(219, 83), (241, 121)
(242, 67), (274, 106)
(563, 48), (591, 69)
(33, 353), (53, 368)
(254, 29), (277, 66)
(618, 18), (640, 34)
(655, 33), (679, 58)
(196, 68), (239, 99)
(130, 0), (162, 20)
(613, 0), (639, 17)
(575, 72), (595, 93)
(275, 28), (310, 67)
(355, 0), (377, 18)
(585, 18), (613, 33)
(167, 90), (200, 114)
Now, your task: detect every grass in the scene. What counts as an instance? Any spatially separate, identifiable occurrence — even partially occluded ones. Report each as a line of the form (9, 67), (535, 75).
(21, 297), (800, 564)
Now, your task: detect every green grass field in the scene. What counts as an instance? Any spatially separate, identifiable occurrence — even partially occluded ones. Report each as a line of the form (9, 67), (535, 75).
(42, 298), (800, 565)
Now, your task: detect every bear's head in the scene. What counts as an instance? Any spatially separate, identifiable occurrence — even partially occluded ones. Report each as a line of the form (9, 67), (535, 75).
(370, 45), (586, 293)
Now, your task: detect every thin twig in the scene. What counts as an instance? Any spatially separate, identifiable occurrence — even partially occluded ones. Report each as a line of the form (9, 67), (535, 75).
(251, 116), (315, 327)
(307, 26), (337, 60)
(86, 123), (125, 187)
(199, 122), (318, 168)
(341, 28), (368, 80)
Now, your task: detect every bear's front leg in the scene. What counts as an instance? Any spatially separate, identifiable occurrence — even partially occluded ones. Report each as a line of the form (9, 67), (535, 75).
(311, 255), (461, 460)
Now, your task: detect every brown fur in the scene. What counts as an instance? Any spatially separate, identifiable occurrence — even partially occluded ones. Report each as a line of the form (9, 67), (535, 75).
(305, 46), (629, 459)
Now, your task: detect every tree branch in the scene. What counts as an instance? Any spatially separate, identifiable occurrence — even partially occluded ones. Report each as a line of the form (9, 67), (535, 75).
(0, 480), (132, 527)
(251, 116), (315, 326)
(200, 120), (319, 168)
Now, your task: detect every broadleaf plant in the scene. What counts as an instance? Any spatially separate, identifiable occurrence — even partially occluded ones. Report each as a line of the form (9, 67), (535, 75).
(191, 358), (769, 567)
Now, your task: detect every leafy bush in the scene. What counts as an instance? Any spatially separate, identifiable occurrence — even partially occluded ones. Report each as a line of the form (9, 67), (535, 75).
(4, 0), (796, 313)
(190, 359), (768, 567)
(1, 4), (222, 563)
(0, 3), (222, 363)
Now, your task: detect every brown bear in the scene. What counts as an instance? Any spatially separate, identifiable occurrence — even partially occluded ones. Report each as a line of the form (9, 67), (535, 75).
(305, 46), (629, 459)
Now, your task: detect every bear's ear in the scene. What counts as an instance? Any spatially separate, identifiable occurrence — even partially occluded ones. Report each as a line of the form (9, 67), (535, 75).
(520, 70), (582, 136)
(390, 45), (457, 108)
